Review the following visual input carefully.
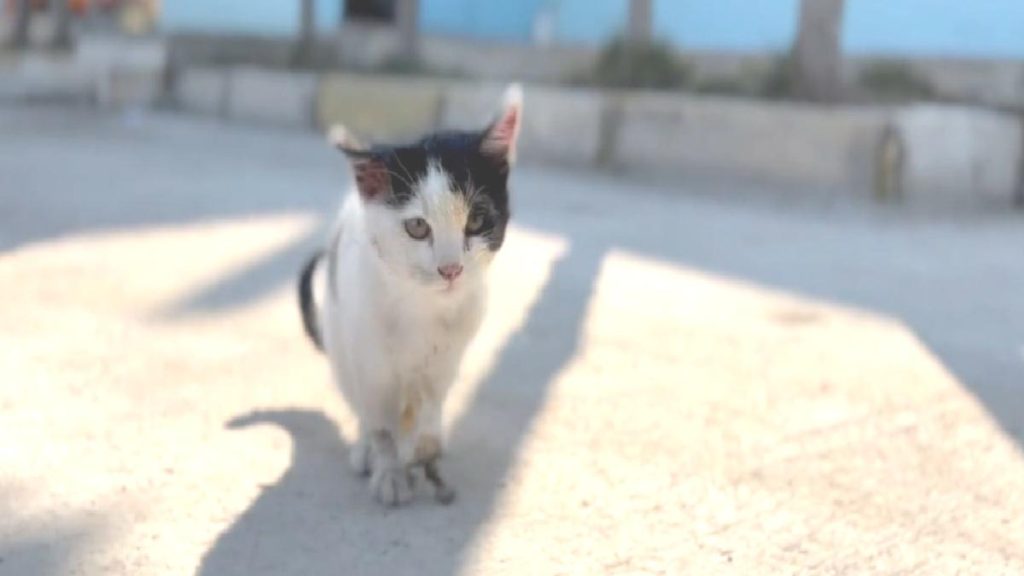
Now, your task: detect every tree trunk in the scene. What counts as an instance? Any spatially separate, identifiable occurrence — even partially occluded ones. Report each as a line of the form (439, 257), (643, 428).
(627, 0), (652, 45)
(10, 0), (32, 49)
(293, 0), (316, 67)
(396, 0), (420, 61)
(51, 0), (73, 50)
(794, 0), (845, 102)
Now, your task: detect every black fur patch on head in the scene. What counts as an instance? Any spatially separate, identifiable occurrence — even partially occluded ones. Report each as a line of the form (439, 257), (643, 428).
(365, 129), (512, 251)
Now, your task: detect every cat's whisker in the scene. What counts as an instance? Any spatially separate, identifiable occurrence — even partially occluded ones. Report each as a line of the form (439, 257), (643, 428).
(384, 169), (415, 191)
(389, 151), (417, 189)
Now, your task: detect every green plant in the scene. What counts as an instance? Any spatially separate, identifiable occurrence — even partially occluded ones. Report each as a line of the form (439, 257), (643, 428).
(377, 55), (429, 75)
(759, 51), (796, 99)
(574, 37), (692, 90)
(374, 55), (466, 78)
(859, 61), (935, 102)
(695, 76), (750, 96)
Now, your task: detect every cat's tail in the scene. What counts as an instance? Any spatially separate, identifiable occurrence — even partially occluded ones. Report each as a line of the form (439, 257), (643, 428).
(297, 251), (325, 352)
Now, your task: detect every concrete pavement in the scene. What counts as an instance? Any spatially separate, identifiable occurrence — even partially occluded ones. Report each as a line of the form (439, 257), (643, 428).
(1, 106), (1023, 575)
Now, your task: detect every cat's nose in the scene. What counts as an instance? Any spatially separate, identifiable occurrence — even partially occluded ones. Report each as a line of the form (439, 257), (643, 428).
(438, 263), (463, 281)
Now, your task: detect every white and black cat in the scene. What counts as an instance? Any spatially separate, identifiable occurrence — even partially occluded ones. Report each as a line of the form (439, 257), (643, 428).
(298, 85), (523, 506)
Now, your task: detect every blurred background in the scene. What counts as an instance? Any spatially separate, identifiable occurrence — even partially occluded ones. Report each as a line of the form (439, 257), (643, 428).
(5, 0), (1024, 204)
(2, 2), (1023, 575)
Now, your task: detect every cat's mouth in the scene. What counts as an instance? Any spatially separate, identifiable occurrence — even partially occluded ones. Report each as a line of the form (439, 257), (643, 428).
(413, 270), (461, 293)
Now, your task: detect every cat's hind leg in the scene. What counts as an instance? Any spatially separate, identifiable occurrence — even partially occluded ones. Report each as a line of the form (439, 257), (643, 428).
(422, 456), (455, 505)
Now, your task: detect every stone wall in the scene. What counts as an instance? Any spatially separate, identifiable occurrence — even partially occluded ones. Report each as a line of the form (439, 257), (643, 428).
(168, 65), (1023, 208)
(168, 32), (1024, 111)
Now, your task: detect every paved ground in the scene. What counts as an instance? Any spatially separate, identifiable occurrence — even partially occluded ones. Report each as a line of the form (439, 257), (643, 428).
(1, 106), (1023, 575)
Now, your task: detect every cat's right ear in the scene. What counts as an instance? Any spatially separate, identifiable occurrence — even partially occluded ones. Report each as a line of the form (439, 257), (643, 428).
(481, 83), (523, 165)
(329, 125), (390, 201)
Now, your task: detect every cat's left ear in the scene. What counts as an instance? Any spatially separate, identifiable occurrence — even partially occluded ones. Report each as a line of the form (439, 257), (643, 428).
(329, 125), (391, 201)
(481, 83), (523, 165)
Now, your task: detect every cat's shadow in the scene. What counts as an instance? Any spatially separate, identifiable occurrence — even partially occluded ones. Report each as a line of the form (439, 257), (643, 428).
(196, 409), (359, 576)
(196, 407), (486, 576)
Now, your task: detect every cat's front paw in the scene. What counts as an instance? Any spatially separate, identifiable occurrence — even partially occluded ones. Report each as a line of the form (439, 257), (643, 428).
(349, 439), (371, 477)
(370, 466), (414, 506)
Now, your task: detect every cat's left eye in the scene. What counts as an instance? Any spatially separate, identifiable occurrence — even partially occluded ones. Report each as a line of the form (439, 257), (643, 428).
(466, 212), (487, 234)
(404, 217), (431, 240)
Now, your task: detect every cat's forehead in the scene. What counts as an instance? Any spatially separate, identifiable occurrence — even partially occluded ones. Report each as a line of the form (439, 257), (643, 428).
(406, 162), (471, 222)
(393, 131), (487, 176)
(380, 130), (508, 208)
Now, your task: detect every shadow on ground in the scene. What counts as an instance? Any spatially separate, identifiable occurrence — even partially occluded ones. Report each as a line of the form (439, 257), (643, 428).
(0, 515), (101, 576)
(0, 108), (342, 313)
(197, 410), (354, 576)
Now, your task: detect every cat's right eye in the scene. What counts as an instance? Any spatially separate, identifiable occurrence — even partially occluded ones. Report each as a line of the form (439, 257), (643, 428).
(404, 217), (431, 240)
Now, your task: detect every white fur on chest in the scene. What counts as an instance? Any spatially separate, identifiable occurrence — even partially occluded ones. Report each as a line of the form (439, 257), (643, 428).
(320, 194), (486, 428)
(363, 275), (484, 396)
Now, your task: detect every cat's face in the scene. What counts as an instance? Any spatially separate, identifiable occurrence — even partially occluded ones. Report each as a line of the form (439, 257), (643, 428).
(334, 85), (522, 294)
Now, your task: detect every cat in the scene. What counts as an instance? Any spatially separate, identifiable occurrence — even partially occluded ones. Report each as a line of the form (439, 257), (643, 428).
(297, 84), (523, 506)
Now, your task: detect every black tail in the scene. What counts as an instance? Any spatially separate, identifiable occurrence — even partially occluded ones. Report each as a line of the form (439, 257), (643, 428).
(297, 251), (324, 351)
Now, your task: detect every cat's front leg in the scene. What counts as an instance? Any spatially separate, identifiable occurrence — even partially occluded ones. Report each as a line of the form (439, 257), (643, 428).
(413, 399), (455, 504)
(413, 399), (444, 463)
(348, 424), (372, 477)
(369, 430), (414, 506)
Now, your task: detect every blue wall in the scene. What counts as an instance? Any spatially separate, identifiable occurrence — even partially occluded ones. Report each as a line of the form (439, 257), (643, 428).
(844, 0), (1024, 58)
(654, 0), (797, 51)
(422, 0), (546, 41)
(552, 0), (626, 45)
(554, 0), (1024, 57)
(163, 0), (340, 35)
(163, 0), (1024, 59)
(552, 0), (797, 50)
